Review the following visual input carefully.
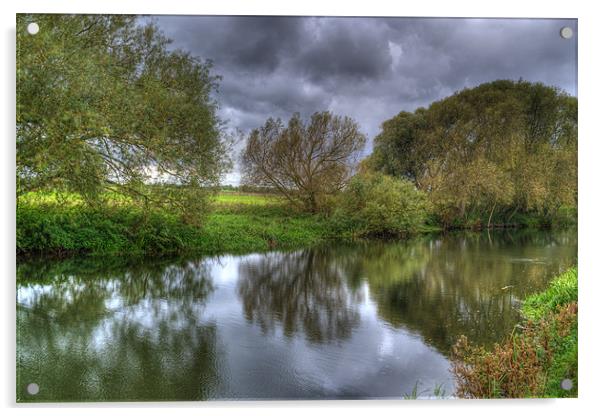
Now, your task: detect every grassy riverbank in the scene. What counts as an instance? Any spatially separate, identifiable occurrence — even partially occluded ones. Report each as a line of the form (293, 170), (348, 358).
(452, 267), (578, 398)
(17, 191), (332, 256)
(16, 190), (574, 257)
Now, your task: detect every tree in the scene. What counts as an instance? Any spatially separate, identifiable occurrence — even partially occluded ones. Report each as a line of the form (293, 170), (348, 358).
(17, 14), (229, 221)
(368, 80), (577, 227)
(241, 111), (366, 212)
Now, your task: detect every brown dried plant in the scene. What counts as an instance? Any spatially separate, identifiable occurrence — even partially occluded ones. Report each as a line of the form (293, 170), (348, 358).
(451, 302), (577, 398)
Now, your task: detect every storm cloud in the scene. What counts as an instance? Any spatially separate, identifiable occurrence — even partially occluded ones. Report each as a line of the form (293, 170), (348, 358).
(155, 16), (577, 184)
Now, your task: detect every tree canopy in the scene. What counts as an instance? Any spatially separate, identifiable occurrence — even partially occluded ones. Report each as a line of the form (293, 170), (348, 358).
(17, 14), (229, 220)
(368, 80), (577, 226)
(241, 111), (366, 212)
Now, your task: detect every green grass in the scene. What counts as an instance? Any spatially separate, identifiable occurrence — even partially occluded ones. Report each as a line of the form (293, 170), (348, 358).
(16, 190), (575, 258)
(17, 191), (332, 256)
(523, 267), (578, 398)
(523, 267), (578, 321)
(212, 192), (283, 206)
(18, 189), (131, 206)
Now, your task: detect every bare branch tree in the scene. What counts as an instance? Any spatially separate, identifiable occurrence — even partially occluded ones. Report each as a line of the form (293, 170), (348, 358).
(241, 112), (366, 212)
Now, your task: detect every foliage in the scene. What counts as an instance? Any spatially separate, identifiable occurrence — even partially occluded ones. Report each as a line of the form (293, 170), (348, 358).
(332, 172), (429, 237)
(369, 80), (577, 228)
(241, 111), (366, 213)
(452, 267), (578, 398)
(17, 203), (199, 255)
(402, 381), (425, 399)
(17, 191), (330, 256)
(17, 14), (230, 222)
(402, 382), (448, 399)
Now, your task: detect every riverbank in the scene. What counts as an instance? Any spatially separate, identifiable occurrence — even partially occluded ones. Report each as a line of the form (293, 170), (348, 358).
(452, 267), (578, 398)
(17, 193), (333, 256)
(16, 190), (574, 257)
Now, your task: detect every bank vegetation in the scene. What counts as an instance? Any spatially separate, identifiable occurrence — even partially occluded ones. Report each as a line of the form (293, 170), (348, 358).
(17, 15), (577, 256)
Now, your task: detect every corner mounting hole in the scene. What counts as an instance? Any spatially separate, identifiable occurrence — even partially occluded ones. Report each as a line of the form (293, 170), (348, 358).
(27, 22), (39, 35)
(560, 27), (573, 39)
(27, 383), (39, 395)
(560, 378), (573, 391)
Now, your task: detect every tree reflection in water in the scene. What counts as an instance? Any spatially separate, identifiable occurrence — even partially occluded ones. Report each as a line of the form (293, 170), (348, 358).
(338, 229), (577, 352)
(236, 229), (576, 354)
(237, 248), (363, 344)
(17, 258), (218, 402)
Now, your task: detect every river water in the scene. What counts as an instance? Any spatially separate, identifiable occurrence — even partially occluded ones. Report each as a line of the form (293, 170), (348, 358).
(16, 228), (577, 401)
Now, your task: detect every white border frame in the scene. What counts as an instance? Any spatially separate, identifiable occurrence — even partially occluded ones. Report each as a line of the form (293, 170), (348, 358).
(3, 1), (600, 415)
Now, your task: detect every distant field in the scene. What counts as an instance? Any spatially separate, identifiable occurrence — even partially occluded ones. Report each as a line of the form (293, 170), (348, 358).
(18, 190), (131, 206)
(212, 192), (283, 206)
(18, 190), (283, 207)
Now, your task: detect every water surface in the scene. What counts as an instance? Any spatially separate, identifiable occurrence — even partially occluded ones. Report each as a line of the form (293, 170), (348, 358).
(16, 229), (577, 401)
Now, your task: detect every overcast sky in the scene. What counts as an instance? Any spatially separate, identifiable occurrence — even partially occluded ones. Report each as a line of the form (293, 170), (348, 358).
(155, 16), (577, 184)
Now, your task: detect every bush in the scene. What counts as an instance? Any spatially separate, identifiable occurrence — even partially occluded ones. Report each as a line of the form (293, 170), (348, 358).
(332, 172), (429, 237)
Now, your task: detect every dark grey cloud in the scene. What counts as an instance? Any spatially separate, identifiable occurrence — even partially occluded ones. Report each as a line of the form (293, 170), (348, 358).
(293, 18), (394, 83)
(155, 16), (577, 184)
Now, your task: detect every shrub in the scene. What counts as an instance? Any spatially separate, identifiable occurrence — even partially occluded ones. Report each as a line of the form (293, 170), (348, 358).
(332, 172), (429, 237)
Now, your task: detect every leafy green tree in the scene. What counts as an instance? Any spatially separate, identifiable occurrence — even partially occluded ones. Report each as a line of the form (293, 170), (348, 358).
(369, 80), (577, 227)
(17, 14), (229, 222)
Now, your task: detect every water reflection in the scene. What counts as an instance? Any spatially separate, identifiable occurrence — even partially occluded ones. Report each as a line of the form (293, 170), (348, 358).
(237, 249), (362, 343)
(337, 229), (576, 351)
(17, 259), (218, 401)
(16, 228), (576, 401)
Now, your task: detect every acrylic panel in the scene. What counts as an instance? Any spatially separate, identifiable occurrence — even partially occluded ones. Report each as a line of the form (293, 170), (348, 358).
(16, 14), (578, 402)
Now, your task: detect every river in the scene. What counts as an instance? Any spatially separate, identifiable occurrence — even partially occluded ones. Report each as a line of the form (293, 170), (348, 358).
(16, 228), (577, 401)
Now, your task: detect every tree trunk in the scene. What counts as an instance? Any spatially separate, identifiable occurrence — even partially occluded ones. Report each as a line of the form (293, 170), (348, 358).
(487, 202), (497, 228)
